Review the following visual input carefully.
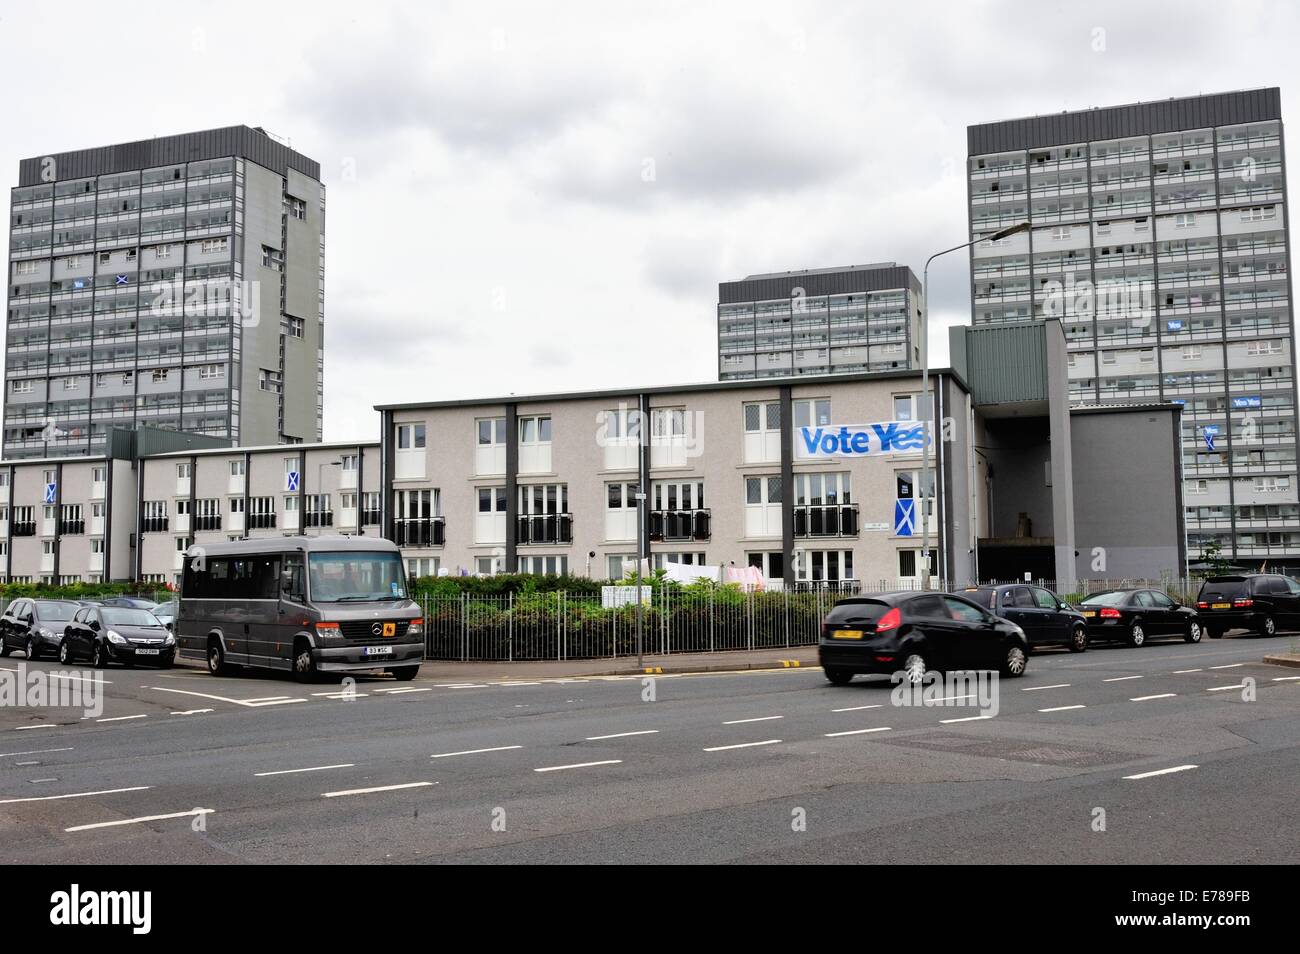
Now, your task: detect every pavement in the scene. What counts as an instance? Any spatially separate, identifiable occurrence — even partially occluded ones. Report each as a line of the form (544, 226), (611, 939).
(1, 632), (1297, 863)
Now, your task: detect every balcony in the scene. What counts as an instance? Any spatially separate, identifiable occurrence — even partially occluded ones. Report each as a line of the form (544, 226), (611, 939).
(194, 514), (222, 532)
(794, 503), (860, 537)
(57, 519), (85, 536)
(648, 509), (711, 542)
(517, 513), (572, 545)
(361, 508), (381, 526)
(303, 510), (334, 528)
(393, 517), (446, 547)
(12, 521), (37, 537)
(246, 512), (276, 530)
(142, 517), (169, 533)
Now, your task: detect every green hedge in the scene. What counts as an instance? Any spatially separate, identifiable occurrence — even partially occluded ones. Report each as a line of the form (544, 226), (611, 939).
(0, 581), (172, 602)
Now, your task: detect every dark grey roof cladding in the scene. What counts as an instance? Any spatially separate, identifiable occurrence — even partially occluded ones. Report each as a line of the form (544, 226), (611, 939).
(967, 88), (1282, 155)
(719, 264), (921, 303)
(374, 365), (968, 412)
(18, 125), (320, 186)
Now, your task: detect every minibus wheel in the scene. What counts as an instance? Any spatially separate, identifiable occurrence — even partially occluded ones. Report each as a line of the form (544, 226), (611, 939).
(293, 639), (319, 683)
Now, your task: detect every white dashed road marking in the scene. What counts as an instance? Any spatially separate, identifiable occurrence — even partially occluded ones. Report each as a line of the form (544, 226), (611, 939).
(722, 716), (783, 725)
(1124, 765), (1198, 780)
(703, 740), (781, 752)
(322, 782), (435, 798)
(1038, 705), (1086, 713)
(431, 745), (522, 759)
(0, 785), (150, 805)
(585, 730), (658, 741)
(1131, 694), (1177, 702)
(66, 808), (214, 833)
(255, 763), (355, 777)
(533, 760), (622, 773)
(824, 727), (892, 737)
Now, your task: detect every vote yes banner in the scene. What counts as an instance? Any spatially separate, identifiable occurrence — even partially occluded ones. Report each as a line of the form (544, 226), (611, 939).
(796, 421), (931, 459)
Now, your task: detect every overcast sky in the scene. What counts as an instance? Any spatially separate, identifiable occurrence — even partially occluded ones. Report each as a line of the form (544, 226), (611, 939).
(3, 1), (1299, 441)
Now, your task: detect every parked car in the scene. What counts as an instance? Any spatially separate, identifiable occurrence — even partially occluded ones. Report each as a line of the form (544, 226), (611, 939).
(1195, 574), (1300, 638)
(151, 599), (178, 630)
(961, 584), (1089, 652)
(0, 599), (83, 660)
(100, 596), (160, 611)
(1073, 588), (1201, 646)
(59, 604), (176, 668)
(819, 591), (1030, 685)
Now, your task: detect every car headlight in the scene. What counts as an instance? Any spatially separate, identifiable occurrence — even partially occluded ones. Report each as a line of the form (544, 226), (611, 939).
(106, 630), (128, 645)
(39, 627), (56, 638)
(164, 634), (176, 646)
(407, 618), (424, 637)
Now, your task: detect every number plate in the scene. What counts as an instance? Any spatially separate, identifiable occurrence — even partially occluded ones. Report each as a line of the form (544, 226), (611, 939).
(1081, 610), (1096, 618)
(832, 629), (863, 640)
(135, 648), (161, 656)
(363, 645), (394, 656)
(1212, 602), (1231, 610)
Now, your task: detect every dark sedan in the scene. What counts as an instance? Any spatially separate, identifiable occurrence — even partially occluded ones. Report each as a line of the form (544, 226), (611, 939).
(0, 599), (82, 660)
(819, 591), (1030, 685)
(59, 604), (176, 668)
(100, 596), (160, 611)
(1074, 588), (1202, 647)
(961, 584), (1089, 652)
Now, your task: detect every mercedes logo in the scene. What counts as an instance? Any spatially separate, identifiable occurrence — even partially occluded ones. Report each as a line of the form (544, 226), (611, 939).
(370, 622), (383, 637)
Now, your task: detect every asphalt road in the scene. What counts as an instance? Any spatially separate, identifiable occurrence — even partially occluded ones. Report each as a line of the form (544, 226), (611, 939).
(1, 633), (1297, 864)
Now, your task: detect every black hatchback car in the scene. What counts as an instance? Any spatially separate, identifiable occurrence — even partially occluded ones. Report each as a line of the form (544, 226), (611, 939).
(1073, 589), (1202, 646)
(819, 591), (1030, 685)
(0, 599), (83, 660)
(1195, 574), (1300, 638)
(59, 604), (176, 668)
(961, 584), (1089, 652)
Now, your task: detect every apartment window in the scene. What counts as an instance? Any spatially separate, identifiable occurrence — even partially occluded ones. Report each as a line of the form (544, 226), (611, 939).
(152, 369), (168, 383)
(397, 423), (426, 450)
(607, 554), (635, 579)
(201, 237), (228, 254)
(261, 245), (284, 270)
(475, 556), (500, 576)
(1174, 213), (1196, 229)
(194, 498), (221, 530)
(362, 491), (381, 524)
(62, 378), (79, 391)
(248, 496), (276, 528)
(1182, 346), (1203, 360)
(155, 244), (173, 259)
(287, 196), (307, 220)
(304, 494), (332, 527)
(603, 407), (642, 440)
(518, 555), (568, 575)
(11, 380), (33, 394)
(259, 368), (282, 393)
(177, 462), (191, 479)
(340, 454), (358, 472)
(1241, 206), (1276, 222)
(142, 500), (168, 532)
(893, 394), (930, 422)
(793, 399), (831, 429)
(1188, 480), (1208, 495)
(477, 418), (506, 446)
(1101, 351), (1117, 365)
(199, 364), (222, 379)
(744, 401), (782, 433)
(1247, 340), (1283, 357)
(795, 549), (855, 583)
(519, 415), (552, 444)
(519, 483), (568, 515)
(15, 260), (38, 276)
(283, 315), (304, 338)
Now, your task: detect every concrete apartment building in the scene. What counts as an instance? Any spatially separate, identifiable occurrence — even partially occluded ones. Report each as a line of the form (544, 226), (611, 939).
(717, 264), (923, 381)
(133, 441), (381, 582)
(377, 372), (973, 588)
(5, 126), (325, 459)
(967, 89), (1297, 568)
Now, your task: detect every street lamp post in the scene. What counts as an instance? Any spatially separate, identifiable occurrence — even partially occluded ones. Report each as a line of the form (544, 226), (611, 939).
(920, 221), (1030, 589)
(634, 490), (646, 669)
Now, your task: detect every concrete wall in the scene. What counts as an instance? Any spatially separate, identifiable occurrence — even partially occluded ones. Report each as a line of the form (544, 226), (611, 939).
(1071, 407), (1186, 580)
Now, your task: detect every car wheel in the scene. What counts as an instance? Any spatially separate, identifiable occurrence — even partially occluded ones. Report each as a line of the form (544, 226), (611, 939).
(823, 666), (853, 686)
(26, 636), (41, 661)
(207, 638), (234, 676)
(390, 666), (419, 682)
(1127, 623), (1146, 647)
(1185, 621), (1202, 644)
(1068, 625), (1088, 653)
(901, 650), (929, 685)
(1001, 643), (1028, 677)
(91, 641), (108, 669)
(292, 640), (318, 683)
(1258, 616), (1276, 637)
(58, 640), (72, 665)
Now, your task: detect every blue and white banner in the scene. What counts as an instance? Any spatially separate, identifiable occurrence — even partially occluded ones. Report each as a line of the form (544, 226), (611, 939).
(796, 421), (931, 459)
(44, 482), (57, 504)
(286, 471), (300, 491)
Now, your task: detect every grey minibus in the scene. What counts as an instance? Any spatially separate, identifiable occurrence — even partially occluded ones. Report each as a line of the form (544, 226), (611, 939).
(177, 535), (424, 681)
